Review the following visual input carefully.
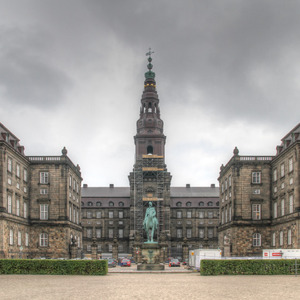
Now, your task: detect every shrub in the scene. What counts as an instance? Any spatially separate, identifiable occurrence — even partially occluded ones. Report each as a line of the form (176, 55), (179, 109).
(200, 259), (299, 276)
(0, 259), (108, 275)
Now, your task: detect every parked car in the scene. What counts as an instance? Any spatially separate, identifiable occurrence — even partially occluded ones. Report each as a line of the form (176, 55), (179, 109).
(169, 259), (180, 267)
(107, 258), (117, 268)
(120, 259), (131, 267)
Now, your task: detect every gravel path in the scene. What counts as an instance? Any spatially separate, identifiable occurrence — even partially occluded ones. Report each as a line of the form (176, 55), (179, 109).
(1, 273), (300, 300)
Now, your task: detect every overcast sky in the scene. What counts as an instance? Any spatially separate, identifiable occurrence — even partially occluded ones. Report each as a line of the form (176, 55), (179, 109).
(1, 0), (299, 187)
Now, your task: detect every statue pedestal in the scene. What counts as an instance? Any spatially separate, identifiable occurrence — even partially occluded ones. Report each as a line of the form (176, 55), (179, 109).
(137, 243), (165, 271)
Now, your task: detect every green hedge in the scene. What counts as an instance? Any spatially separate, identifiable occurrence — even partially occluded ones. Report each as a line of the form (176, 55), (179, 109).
(0, 259), (108, 275)
(200, 259), (300, 276)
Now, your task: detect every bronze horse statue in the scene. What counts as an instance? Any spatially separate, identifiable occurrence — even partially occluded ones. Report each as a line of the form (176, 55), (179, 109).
(143, 202), (158, 243)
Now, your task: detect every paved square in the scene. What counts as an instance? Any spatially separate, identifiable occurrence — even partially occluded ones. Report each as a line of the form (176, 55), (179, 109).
(1, 273), (300, 300)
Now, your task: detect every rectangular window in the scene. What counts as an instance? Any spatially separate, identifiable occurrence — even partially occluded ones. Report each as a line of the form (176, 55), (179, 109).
(252, 204), (261, 220)
(252, 172), (261, 184)
(208, 228), (214, 238)
(199, 211), (204, 219)
(39, 233), (48, 247)
(119, 211), (123, 219)
(69, 206), (72, 221)
(289, 158), (293, 173)
(288, 229), (292, 245)
(73, 207), (76, 223)
(109, 229), (114, 239)
(225, 179), (228, 190)
(76, 211), (79, 224)
(176, 228), (182, 238)
(69, 175), (72, 187)
(273, 169), (277, 182)
(229, 206), (232, 221)
(108, 244), (112, 252)
(40, 172), (49, 184)
(280, 163), (285, 178)
(16, 198), (20, 216)
(253, 233), (261, 247)
(272, 232), (276, 247)
(177, 211), (182, 219)
(273, 202), (277, 218)
(279, 231), (283, 246)
(187, 228), (192, 238)
(8, 157), (12, 173)
(24, 202), (27, 218)
(221, 210), (224, 224)
(25, 233), (29, 247)
(289, 195), (294, 214)
(87, 211), (92, 218)
(96, 211), (101, 219)
(225, 208), (228, 223)
(281, 199), (285, 216)
(118, 229), (124, 238)
(228, 175), (232, 187)
(8, 194), (12, 214)
(40, 189), (48, 194)
(9, 229), (13, 245)
(187, 211), (192, 218)
(109, 211), (113, 219)
(86, 228), (92, 238)
(23, 169), (27, 182)
(87, 245), (91, 252)
(18, 231), (22, 246)
(96, 228), (101, 238)
(40, 204), (49, 220)
(16, 164), (20, 177)
(199, 228), (204, 238)
(208, 211), (213, 219)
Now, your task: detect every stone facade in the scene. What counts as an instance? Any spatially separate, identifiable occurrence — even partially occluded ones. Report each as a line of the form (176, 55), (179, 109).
(218, 124), (300, 256)
(0, 122), (82, 259)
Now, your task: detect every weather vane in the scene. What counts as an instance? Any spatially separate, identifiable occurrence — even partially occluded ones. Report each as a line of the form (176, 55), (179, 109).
(146, 47), (154, 57)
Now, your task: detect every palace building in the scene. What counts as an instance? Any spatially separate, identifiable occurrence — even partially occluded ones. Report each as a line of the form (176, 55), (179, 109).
(218, 123), (300, 257)
(0, 122), (82, 259)
(81, 54), (219, 260)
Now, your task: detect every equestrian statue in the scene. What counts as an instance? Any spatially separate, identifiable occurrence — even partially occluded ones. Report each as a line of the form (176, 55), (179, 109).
(143, 202), (158, 243)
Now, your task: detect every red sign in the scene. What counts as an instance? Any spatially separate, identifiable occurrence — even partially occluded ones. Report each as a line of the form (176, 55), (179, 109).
(272, 253), (282, 256)
(264, 253), (268, 256)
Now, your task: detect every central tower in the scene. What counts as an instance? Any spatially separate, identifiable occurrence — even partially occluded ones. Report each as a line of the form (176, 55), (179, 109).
(129, 52), (172, 250)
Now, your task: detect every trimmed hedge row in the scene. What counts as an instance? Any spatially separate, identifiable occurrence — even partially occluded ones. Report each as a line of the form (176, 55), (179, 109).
(0, 259), (108, 275)
(200, 259), (299, 276)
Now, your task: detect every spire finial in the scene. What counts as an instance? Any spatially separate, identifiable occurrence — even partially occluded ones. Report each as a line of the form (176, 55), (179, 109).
(145, 48), (155, 79)
(146, 47), (154, 58)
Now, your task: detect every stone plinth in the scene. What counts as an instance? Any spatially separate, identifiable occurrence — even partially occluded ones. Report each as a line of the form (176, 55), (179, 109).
(137, 242), (165, 271)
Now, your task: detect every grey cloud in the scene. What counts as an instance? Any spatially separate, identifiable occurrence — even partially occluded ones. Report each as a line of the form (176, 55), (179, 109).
(0, 27), (72, 108)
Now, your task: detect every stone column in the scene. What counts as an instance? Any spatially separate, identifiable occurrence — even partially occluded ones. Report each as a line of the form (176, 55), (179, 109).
(133, 232), (142, 263)
(112, 237), (119, 260)
(91, 237), (97, 260)
(159, 231), (168, 263)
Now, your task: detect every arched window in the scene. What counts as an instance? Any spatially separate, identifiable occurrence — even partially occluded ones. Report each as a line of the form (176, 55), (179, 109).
(176, 202), (182, 207)
(147, 145), (153, 155)
(88, 202), (93, 207)
(199, 202), (204, 207)
(186, 202), (192, 207)
(96, 201), (102, 207)
(109, 201), (114, 207)
(208, 201), (213, 206)
(119, 202), (124, 207)
(253, 233), (261, 247)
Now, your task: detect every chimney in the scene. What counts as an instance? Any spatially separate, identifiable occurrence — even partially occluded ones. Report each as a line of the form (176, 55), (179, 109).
(83, 184), (88, 188)
(109, 184), (114, 188)
(211, 184), (215, 188)
(186, 184), (190, 188)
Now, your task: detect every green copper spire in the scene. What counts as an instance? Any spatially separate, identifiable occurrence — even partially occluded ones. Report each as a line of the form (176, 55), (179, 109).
(145, 48), (155, 79)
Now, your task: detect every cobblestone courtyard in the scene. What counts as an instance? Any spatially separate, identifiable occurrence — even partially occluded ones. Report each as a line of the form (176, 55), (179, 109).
(1, 273), (300, 300)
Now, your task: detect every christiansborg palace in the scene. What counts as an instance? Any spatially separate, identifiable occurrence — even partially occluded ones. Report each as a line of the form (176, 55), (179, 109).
(0, 56), (299, 261)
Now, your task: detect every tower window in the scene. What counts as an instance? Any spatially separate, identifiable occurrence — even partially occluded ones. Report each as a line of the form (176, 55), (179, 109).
(147, 145), (153, 155)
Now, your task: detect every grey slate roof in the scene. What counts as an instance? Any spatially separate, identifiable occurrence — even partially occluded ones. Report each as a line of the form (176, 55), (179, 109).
(81, 186), (219, 198)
